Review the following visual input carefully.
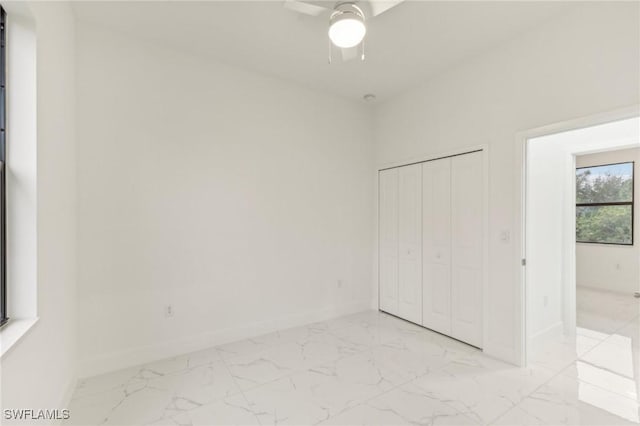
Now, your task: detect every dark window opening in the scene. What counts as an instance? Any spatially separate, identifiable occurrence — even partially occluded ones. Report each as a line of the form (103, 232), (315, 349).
(0, 6), (7, 327)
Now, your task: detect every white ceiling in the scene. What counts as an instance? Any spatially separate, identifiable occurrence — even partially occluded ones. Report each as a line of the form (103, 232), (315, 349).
(72, 1), (579, 101)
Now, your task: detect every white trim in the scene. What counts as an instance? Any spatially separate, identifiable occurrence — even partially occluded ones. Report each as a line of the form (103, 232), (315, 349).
(5, 3), (38, 322)
(54, 375), (78, 424)
(377, 144), (487, 171)
(481, 147), (490, 354)
(529, 321), (564, 346)
(79, 300), (372, 378)
(516, 106), (640, 143)
(515, 104), (640, 367)
(375, 170), (381, 311)
(0, 316), (38, 358)
(563, 154), (577, 335)
(576, 242), (637, 248)
(577, 283), (637, 297)
(514, 130), (527, 367)
(0, 1), (34, 19)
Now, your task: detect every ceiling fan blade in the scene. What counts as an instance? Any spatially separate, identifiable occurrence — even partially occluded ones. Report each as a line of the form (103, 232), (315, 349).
(368, 0), (405, 17)
(283, 0), (328, 16)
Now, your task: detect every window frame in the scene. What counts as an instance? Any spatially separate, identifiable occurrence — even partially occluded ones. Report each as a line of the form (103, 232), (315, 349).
(0, 5), (6, 327)
(576, 161), (635, 246)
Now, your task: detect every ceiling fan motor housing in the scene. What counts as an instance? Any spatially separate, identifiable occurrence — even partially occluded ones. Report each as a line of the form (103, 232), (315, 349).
(329, 2), (367, 48)
(331, 2), (366, 21)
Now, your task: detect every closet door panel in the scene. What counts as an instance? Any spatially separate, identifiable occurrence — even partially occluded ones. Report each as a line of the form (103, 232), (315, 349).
(379, 168), (399, 315)
(398, 164), (422, 324)
(422, 159), (452, 334)
(452, 267), (481, 324)
(451, 152), (483, 347)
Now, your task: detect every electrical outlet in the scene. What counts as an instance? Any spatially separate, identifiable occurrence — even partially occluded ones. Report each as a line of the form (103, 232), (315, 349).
(165, 305), (174, 318)
(337, 280), (344, 289)
(543, 296), (548, 307)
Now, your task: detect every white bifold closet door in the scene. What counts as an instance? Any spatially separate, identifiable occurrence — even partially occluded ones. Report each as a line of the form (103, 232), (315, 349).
(422, 158), (452, 335)
(450, 152), (483, 347)
(421, 151), (483, 348)
(397, 164), (422, 324)
(380, 151), (482, 344)
(379, 168), (399, 316)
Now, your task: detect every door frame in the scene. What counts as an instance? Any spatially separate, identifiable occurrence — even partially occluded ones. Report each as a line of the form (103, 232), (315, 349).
(375, 145), (489, 350)
(514, 105), (640, 366)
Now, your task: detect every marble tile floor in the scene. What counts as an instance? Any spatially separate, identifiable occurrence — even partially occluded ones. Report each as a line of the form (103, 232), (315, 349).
(66, 288), (640, 426)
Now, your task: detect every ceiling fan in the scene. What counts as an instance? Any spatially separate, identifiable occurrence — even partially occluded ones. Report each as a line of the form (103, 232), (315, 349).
(284, 0), (405, 63)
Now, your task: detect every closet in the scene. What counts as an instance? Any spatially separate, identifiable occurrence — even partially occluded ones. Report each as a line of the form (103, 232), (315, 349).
(378, 150), (484, 348)
(398, 164), (422, 324)
(379, 168), (399, 315)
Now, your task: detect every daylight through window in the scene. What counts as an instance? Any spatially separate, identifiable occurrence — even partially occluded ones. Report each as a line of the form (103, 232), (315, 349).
(576, 162), (634, 245)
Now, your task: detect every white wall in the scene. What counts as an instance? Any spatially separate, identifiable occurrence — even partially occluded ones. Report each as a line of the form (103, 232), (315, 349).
(0, 1), (77, 420)
(576, 148), (640, 295)
(373, 2), (640, 363)
(76, 23), (374, 377)
(526, 140), (566, 338)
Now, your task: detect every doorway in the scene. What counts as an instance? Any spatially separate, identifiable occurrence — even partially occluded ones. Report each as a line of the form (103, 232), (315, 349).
(522, 114), (640, 422)
(575, 152), (639, 332)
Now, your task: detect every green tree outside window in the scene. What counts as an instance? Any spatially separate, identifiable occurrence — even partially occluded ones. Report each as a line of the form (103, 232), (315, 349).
(576, 162), (634, 245)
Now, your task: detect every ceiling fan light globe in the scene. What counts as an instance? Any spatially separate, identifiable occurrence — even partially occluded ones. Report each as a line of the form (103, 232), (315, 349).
(328, 17), (366, 48)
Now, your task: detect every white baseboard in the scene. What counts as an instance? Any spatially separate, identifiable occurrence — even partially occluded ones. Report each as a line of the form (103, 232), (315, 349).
(529, 321), (564, 347)
(54, 375), (77, 424)
(483, 341), (520, 366)
(577, 284), (639, 297)
(369, 298), (378, 310)
(79, 300), (373, 378)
